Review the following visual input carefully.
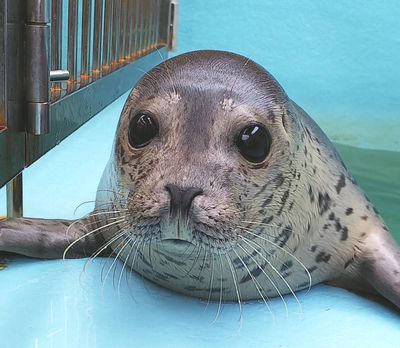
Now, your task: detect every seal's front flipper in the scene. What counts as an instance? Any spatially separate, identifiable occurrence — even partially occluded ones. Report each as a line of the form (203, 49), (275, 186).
(334, 228), (400, 309)
(0, 217), (105, 259)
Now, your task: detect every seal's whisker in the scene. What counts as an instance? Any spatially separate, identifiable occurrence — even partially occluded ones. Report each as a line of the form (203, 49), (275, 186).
(98, 224), (132, 281)
(95, 189), (125, 197)
(212, 250), (225, 324)
(155, 47), (177, 97)
(73, 199), (124, 215)
(227, 57), (250, 98)
(63, 217), (127, 259)
(241, 237), (303, 314)
(102, 232), (132, 292)
(148, 234), (154, 270)
(118, 238), (139, 297)
(198, 248), (208, 279)
(237, 242), (289, 317)
(240, 228), (312, 293)
(181, 242), (197, 262)
(85, 225), (130, 270)
(241, 220), (282, 229)
(185, 245), (203, 277)
(137, 238), (155, 295)
(236, 225), (281, 241)
(128, 236), (145, 288)
(232, 249), (275, 322)
(205, 253), (215, 312)
(81, 215), (127, 232)
(225, 253), (243, 326)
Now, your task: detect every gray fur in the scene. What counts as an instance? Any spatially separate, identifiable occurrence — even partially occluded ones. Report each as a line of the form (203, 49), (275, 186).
(0, 50), (399, 309)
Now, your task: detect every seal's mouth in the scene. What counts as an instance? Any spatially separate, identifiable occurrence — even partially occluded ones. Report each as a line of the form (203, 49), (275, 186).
(160, 238), (195, 254)
(161, 238), (193, 247)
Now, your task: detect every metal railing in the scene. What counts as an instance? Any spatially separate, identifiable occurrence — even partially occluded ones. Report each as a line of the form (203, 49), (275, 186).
(0, 0), (178, 217)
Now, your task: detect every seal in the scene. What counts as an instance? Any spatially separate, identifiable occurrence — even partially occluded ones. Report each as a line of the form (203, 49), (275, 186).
(0, 50), (399, 309)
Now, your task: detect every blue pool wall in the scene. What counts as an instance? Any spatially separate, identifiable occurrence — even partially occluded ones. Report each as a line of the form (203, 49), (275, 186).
(175, 0), (400, 151)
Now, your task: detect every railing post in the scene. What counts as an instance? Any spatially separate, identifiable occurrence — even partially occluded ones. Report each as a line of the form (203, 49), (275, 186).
(167, 0), (178, 51)
(6, 173), (23, 218)
(25, 0), (51, 135)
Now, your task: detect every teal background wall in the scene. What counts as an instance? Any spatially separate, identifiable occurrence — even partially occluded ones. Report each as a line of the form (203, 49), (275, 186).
(175, 0), (400, 151)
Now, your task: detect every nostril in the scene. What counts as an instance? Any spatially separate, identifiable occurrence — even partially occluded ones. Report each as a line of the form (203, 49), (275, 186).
(165, 184), (203, 219)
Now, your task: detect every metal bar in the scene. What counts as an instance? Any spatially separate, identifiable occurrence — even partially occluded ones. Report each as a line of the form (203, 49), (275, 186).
(51, 0), (62, 101)
(81, 0), (92, 87)
(26, 0), (50, 23)
(168, 0), (178, 51)
(92, 0), (103, 80)
(50, 70), (70, 81)
(102, 0), (112, 75)
(6, 173), (23, 218)
(155, 0), (161, 47)
(153, 0), (158, 49)
(67, 0), (78, 93)
(144, 0), (150, 53)
(26, 0), (51, 135)
(0, 0), (6, 129)
(133, 0), (140, 59)
(152, 0), (157, 48)
(149, 0), (154, 51)
(111, 0), (120, 71)
(119, 0), (127, 66)
(138, 0), (144, 57)
(125, 0), (134, 61)
(0, 1), (26, 188)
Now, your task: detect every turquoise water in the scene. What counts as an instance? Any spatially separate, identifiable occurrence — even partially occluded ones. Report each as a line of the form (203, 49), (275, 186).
(336, 144), (400, 243)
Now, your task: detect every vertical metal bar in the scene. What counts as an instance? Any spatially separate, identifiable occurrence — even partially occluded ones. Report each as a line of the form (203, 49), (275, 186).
(0, 0), (6, 130)
(155, 0), (161, 47)
(6, 173), (23, 218)
(125, 0), (134, 62)
(93, 0), (103, 80)
(67, 0), (78, 93)
(168, 0), (178, 51)
(119, 0), (127, 66)
(51, 0), (62, 101)
(133, 0), (139, 59)
(153, 0), (158, 49)
(26, 0), (51, 135)
(149, 0), (154, 51)
(145, 0), (151, 54)
(81, 0), (92, 87)
(138, 0), (144, 57)
(144, 0), (149, 53)
(111, 0), (120, 71)
(102, 0), (112, 75)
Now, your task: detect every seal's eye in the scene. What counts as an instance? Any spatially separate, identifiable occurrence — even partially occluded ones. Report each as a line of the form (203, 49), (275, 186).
(128, 112), (159, 148)
(236, 124), (271, 163)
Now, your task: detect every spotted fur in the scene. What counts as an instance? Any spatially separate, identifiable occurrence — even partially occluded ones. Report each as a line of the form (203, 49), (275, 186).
(0, 51), (399, 309)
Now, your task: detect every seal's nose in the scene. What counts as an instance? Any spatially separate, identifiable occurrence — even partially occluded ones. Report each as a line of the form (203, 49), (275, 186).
(165, 184), (203, 220)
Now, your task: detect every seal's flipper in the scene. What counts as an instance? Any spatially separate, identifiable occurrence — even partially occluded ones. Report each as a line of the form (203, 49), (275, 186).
(0, 217), (105, 259)
(333, 229), (400, 309)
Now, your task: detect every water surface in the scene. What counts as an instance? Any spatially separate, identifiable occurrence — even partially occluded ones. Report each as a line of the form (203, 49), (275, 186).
(336, 143), (400, 242)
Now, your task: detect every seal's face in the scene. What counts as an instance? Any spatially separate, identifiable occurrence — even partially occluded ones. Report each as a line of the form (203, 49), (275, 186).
(106, 51), (312, 301)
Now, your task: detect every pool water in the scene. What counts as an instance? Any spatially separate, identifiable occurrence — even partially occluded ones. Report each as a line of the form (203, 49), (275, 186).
(336, 144), (400, 243)
(0, 92), (399, 348)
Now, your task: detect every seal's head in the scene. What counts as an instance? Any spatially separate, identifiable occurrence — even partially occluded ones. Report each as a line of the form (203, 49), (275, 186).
(98, 50), (389, 303)
(99, 50), (312, 301)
